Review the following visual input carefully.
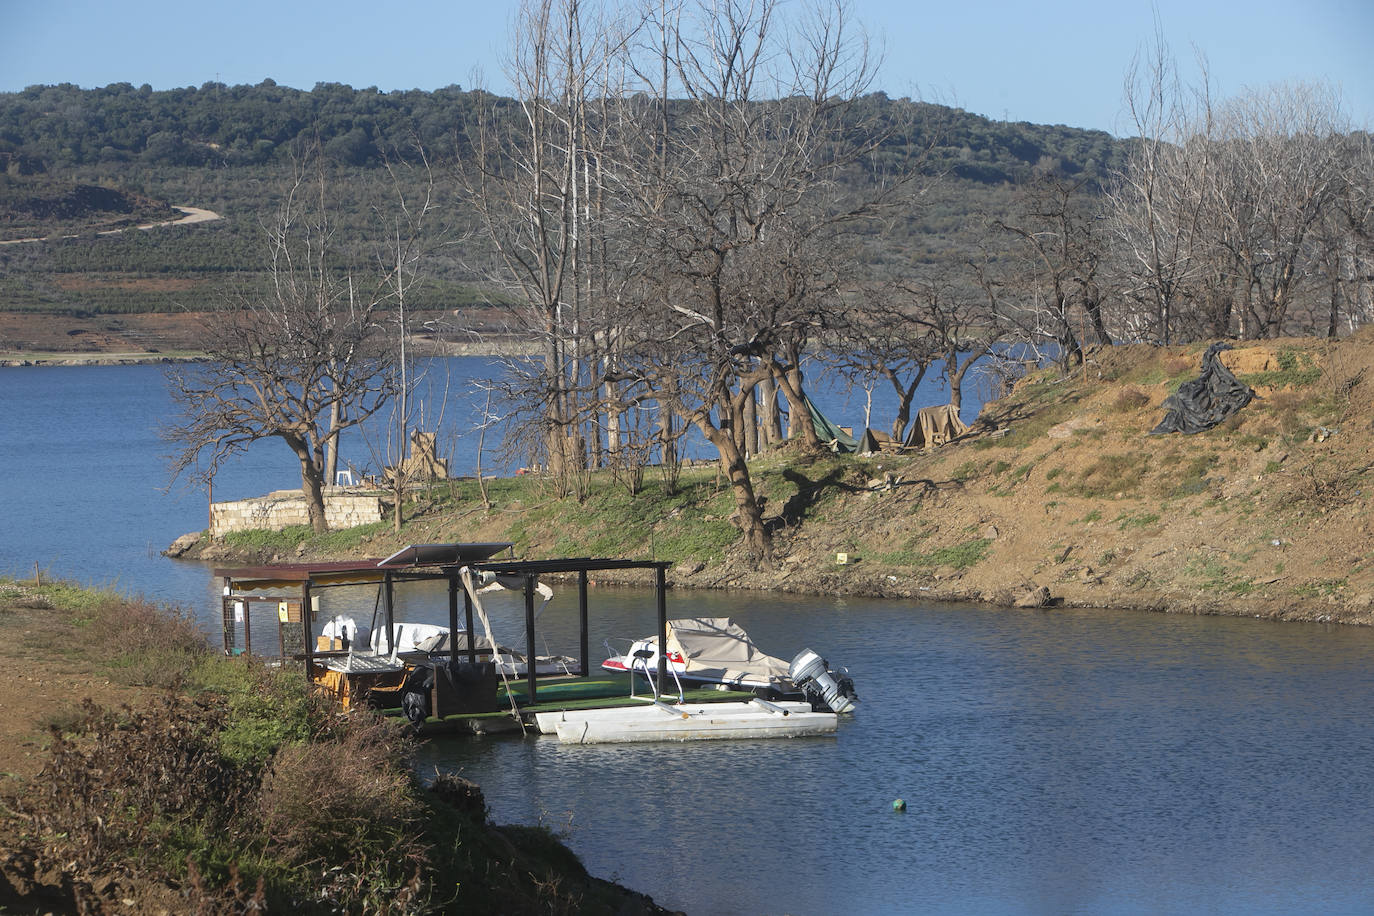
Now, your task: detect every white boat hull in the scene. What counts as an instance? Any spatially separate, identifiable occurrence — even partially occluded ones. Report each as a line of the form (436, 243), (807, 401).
(534, 699), (815, 735)
(553, 703), (837, 744)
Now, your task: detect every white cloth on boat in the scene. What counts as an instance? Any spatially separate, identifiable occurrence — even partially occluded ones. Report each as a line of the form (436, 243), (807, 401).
(666, 617), (792, 687)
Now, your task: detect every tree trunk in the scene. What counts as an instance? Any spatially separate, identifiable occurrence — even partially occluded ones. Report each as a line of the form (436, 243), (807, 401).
(286, 434), (330, 535)
(758, 375), (782, 447)
(742, 384), (759, 457)
(776, 366), (822, 450)
(658, 406), (676, 468)
(324, 399), (340, 487)
(702, 422), (771, 562)
(1083, 282), (1113, 346)
(889, 366), (925, 444)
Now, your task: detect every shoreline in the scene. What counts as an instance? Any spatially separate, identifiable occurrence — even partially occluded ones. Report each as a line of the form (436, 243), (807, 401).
(173, 524), (1374, 629)
(0, 335), (533, 368)
(0, 336), (533, 368)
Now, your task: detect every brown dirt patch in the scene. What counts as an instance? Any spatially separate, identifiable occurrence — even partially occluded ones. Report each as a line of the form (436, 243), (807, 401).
(0, 594), (150, 781)
(0, 310), (213, 360)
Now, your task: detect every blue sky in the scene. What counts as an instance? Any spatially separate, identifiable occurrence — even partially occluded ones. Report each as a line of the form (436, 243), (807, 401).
(2, 0), (1370, 136)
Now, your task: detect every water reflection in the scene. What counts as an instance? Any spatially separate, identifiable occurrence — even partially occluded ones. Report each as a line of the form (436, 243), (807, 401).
(416, 592), (1374, 915)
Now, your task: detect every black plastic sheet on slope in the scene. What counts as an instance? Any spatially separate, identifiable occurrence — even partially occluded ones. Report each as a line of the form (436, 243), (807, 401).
(1149, 342), (1256, 435)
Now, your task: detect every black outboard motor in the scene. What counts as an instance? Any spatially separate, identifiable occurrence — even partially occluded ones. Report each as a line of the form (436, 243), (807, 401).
(789, 649), (858, 713)
(401, 664), (435, 725)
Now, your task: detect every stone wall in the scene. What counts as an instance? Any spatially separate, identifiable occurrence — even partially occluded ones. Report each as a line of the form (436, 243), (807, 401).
(210, 489), (385, 538)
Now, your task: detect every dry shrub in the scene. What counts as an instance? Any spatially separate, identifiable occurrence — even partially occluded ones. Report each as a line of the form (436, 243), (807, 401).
(1112, 386), (1151, 412)
(257, 710), (423, 866)
(1258, 390), (1310, 439)
(81, 594), (210, 688)
(257, 710), (430, 911)
(21, 696), (246, 873)
(1164, 356), (1196, 376)
(1293, 460), (1357, 511)
(430, 771), (488, 823)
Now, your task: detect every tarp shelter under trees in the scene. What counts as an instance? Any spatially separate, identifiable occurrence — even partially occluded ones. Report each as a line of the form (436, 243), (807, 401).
(807, 396), (858, 453)
(904, 404), (969, 448)
(1150, 342), (1256, 435)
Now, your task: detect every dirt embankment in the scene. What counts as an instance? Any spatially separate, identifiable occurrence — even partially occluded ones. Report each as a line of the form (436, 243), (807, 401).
(726, 333), (1374, 624)
(176, 330), (1374, 626)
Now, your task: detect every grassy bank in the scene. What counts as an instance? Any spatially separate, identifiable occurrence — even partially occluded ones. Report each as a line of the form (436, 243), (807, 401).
(0, 579), (670, 915)
(187, 332), (1374, 626)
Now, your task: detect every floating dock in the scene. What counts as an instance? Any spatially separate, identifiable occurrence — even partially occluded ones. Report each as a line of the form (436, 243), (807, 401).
(390, 672), (760, 736)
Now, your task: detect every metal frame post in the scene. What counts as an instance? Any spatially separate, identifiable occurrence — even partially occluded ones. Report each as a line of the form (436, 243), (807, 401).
(524, 574), (538, 702)
(656, 565), (668, 686)
(301, 580), (314, 678)
(578, 570), (589, 676)
(447, 576), (460, 671)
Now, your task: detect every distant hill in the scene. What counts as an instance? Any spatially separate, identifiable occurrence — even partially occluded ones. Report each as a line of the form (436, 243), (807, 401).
(0, 82), (1127, 318)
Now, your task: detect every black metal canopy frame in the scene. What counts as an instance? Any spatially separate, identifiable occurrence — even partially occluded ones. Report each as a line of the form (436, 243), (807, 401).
(216, 544), (673, 703)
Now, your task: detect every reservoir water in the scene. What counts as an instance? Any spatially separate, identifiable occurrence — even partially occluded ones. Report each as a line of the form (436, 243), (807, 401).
(4, 362), (1374, 914)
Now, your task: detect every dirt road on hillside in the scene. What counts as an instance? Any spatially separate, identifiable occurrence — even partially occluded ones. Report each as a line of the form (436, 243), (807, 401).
(0, 205), (221, 246)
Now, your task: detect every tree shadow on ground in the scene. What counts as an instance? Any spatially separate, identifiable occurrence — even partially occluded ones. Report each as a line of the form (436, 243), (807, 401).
(766, 463), (969, 535)
(767, 467), (849, 533)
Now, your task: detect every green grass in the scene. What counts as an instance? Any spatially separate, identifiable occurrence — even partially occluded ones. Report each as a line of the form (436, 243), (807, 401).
(1114, 510), (1161, 531)
(1240, 348), (1323, 390)
(223, 525), (311, 552)
(1070, 453), (1151, 498)
(1184, 553), (1258, 595)
(1295, 578), (1348, 598)
(907, 537), (991, 570)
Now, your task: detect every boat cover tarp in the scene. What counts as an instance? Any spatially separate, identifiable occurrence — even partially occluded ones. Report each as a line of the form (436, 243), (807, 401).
(806, 397), (858, 453)
(666, 617), (793, 687)
(903, 404), (969, 448)
(1150, 342), (1255, 435)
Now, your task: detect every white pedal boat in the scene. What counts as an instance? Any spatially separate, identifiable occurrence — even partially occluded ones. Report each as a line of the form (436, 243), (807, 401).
(551, 698), (837, 744)
(533, 698), (816, 735)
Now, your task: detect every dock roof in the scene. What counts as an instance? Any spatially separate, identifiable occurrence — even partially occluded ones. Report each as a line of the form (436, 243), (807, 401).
(215, 544), (667, 591)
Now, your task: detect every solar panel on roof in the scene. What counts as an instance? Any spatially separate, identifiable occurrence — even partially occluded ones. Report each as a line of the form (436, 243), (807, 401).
(376, 542), (514, 568)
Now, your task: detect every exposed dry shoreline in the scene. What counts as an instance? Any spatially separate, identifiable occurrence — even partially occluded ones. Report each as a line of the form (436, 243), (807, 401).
(0, 309), (527, 366)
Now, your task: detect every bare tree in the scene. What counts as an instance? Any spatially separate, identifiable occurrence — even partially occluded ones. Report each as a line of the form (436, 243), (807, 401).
(1205, 82), (1349, 338)
(993, 174), (1107, 369)
(607, 0), (896, 559)
(827, 284), (940, 442)
(1108, 40), (1360, 342)
(1325, 131), (1374, 332)
(1106, 33), (1213, 344)
(373, 146), (442, 533)
(463, 0), (640, 492)
(164, 152), (401, 533)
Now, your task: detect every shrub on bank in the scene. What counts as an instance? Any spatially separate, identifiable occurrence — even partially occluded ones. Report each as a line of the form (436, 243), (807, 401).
(0, 581), (665, 915)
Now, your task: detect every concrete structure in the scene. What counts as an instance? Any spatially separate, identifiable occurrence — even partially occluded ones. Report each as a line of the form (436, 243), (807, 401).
(210, 488), (385, 538)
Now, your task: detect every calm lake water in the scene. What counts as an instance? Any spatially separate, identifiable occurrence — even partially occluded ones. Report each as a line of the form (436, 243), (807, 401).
(4, 363), (1374, 914)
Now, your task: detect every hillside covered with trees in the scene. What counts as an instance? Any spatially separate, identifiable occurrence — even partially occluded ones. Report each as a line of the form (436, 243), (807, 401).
(0, 79), (1120, 316)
